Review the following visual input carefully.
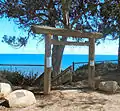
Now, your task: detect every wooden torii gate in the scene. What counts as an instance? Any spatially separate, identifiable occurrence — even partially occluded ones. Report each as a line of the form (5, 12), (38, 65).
(31, 25), (103, 94)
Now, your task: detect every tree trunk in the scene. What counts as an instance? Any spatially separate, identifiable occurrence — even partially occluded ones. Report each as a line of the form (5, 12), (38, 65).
(51, 0), (71, 77)
(118, 36), (120, 70)
(52, 37), (67, 77)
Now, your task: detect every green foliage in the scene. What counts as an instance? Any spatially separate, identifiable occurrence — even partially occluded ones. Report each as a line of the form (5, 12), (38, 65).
(0, 70), (24, 85)
(74, 62), (118, 82)
(22, 71), (38, 86)
(0, 69), (38, 86)
(0, 0), (102, 46)
(100, 0), (120, 39)
(0, 0), (120, 42)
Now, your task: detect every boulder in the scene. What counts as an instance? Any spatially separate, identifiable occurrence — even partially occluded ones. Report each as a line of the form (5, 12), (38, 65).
(0, 83), (12, 96)
(98, 81), (119, 93)
(6, 89), (36, 108)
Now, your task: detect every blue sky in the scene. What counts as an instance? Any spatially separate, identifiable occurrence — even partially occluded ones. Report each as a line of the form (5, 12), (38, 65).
(0, 18), (118, 55)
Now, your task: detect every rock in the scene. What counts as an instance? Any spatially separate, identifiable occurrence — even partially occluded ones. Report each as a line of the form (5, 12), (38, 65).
(98, 81), (119, 93)
(6, 89), (36, 108)
(94, 76), (102, 89)
(0, 83), (12, 96)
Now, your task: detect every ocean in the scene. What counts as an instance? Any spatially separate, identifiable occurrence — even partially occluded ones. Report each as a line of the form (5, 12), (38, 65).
(0, 54), (118, 75)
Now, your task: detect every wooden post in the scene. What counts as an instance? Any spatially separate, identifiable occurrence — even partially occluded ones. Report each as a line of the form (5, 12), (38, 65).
(72, 62), (75, 72)
(88, 38), (95, 89)
(118, 36), (120, 69)
(44, 34), (52, 94)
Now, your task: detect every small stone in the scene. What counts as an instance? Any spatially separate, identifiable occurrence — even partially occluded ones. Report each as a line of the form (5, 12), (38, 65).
(99, 81), (119, 93)
(5, 89), (36, 108)
(0, 83), (12, 96)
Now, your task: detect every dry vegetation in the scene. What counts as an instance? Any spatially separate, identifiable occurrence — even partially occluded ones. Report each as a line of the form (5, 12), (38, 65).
(0, 62), (120, 111)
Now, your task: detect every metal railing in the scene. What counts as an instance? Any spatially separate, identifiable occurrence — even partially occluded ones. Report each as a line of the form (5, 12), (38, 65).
(0, 64), (44, 66)
(72, 60), (118, 71)
(0, 64), (44, 75)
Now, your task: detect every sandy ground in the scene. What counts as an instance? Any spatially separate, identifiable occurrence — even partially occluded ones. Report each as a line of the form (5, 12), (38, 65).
(1, 88), (120, 111)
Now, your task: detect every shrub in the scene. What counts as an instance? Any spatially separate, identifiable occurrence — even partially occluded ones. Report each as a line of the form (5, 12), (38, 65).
(0, 69), (38, 86)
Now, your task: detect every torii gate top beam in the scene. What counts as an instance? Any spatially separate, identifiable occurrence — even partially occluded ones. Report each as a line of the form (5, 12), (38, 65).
(31, 25), (103, 38)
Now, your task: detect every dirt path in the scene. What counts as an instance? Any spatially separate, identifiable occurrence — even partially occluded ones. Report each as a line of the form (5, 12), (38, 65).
(1, 89), (120, 111)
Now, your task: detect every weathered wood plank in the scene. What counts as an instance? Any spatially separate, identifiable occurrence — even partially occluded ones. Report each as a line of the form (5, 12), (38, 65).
(44, 34), (52, 94)
(51, 39), (89, 46)
(31, 25), (102, 38)
(88, 38), (95, 89)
